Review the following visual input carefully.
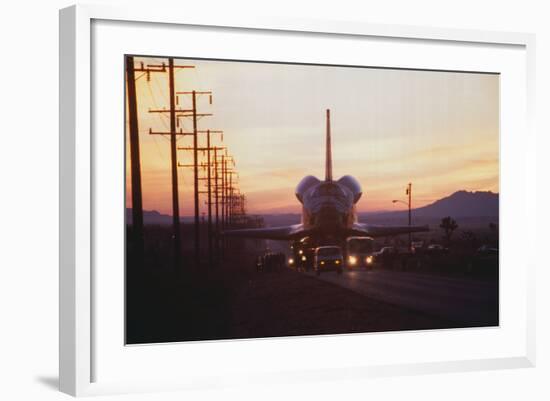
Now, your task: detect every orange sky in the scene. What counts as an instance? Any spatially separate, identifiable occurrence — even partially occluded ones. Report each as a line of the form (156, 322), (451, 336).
(126, 57), (499, 216)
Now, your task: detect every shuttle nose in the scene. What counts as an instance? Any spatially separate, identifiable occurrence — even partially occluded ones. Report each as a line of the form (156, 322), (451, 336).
(315, 204), (344, 229)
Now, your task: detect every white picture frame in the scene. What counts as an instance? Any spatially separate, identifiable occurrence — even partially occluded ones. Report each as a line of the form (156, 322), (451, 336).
(59, 4), (536, 397)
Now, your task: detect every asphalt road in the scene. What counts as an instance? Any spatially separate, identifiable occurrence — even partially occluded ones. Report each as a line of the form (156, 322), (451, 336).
(308, 269), (498, 326)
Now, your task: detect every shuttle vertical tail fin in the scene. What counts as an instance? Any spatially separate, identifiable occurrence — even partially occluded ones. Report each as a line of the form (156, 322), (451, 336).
(325, 109), (333, 182)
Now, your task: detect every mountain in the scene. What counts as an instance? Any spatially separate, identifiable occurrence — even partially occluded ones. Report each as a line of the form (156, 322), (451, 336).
(365, 190), (498, 219)
(356, 190), (498, 229)
(127, 191), (498, 226)
(260, 191), (498, 227)
(415, 190), (498, 217)
(126, 209), (175, 225)
(127, 209), (208, 225)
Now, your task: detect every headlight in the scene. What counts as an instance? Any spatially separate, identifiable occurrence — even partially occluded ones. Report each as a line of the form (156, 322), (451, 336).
(348, 256), (357, 265)
(320, 261), (325, 265)
(288, 258), (294, 265)
(335, 260), (341, 265)
(366, 256), (373, 264)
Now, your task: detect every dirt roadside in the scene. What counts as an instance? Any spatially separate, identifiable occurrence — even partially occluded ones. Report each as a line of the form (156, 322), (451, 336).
(127, 265), (450, 344)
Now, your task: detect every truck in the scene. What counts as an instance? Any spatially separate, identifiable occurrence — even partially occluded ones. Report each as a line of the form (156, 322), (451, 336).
(345, 236), (375, 270)
(314, 245), (344, 275)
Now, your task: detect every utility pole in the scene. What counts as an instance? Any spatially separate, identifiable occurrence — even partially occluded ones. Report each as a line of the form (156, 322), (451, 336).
(225, 169), (238, 256)
(203, 143), (225, 265)
(168, 59), (182, 270)
(221, 155), (226, 233)
(203, 130), (223, 267)
(229, 172), (233, 227)
(179, 142), (225, 268)
(175, 91), (213, 268)
(213, 147), (222, 260)
(222, 155), (229, 255)
(212, 152), (236, 258)
(206, 130), (212, 267)
(191, 91), (199, 266)
(226, 171), (239, 227)
(125, 56), (144, 267)
(211, 151), (239, 260)
(232, 194), (246, 225)
(407, 182), (412, 252)
(141, 58), (195, 272)
(222, 155), (236, 227)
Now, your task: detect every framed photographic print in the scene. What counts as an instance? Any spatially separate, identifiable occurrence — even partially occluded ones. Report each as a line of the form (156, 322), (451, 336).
(59, 4), (536, 396)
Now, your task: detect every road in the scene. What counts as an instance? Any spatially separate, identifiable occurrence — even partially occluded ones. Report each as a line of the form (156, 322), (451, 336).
(307, 269), (498, 326)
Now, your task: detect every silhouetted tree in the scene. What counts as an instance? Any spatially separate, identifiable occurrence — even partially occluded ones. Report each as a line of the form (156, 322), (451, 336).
(440, 216), (458, 246)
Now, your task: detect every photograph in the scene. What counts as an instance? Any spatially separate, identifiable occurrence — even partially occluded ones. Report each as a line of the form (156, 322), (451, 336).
(125, 55), (499, 345)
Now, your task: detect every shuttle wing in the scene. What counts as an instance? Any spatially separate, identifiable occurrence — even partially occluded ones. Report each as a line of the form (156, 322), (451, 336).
(225, 223), (428, 240)
(223, 224), (310, 240)
(352, 223), (429, 238)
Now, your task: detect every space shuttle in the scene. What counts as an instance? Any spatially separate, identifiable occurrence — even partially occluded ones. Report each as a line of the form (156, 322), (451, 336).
(224, 109), (429, 241)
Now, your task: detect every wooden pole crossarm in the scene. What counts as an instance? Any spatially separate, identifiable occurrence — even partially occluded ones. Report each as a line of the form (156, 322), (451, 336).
(133, 66), (166, 73)
(134, 62), (194, 71)
(177, 163), (208, 169)
(176, 91), (212, 95)
(150, 64), (194, 69)
(176, 113), (213, 118)
(177, 146), (226, 151)
(149, 130), (222, 139)
(149, 128), (193, 136)
(148, 108), (194, 113)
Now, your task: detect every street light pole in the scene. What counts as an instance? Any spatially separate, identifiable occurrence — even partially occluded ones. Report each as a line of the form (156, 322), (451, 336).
(392, 182), (413, 252)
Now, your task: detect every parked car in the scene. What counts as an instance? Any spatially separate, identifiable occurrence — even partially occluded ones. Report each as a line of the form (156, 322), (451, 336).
(425, 244), (449, 255)
(314, 246), (344, 275)
(374, 246), (398, 256)
(476, 245), (498, 256)
(372, 246), (399, 266)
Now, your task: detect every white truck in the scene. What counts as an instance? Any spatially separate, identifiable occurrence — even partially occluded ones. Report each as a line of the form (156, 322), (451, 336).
(313, 246), (344, 275)
(345, 236), (375, 270)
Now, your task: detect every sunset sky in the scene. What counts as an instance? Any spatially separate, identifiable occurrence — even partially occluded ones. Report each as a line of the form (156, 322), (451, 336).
(126, 56), (499, 216)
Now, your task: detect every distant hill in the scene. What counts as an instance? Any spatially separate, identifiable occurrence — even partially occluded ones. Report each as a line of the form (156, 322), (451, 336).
(126, 209), (171, 225)
(126, 209), (197, 225)
(364, 190), (498, 219)
(127, 191), (498, 227)
(261, 191), (498, 227)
